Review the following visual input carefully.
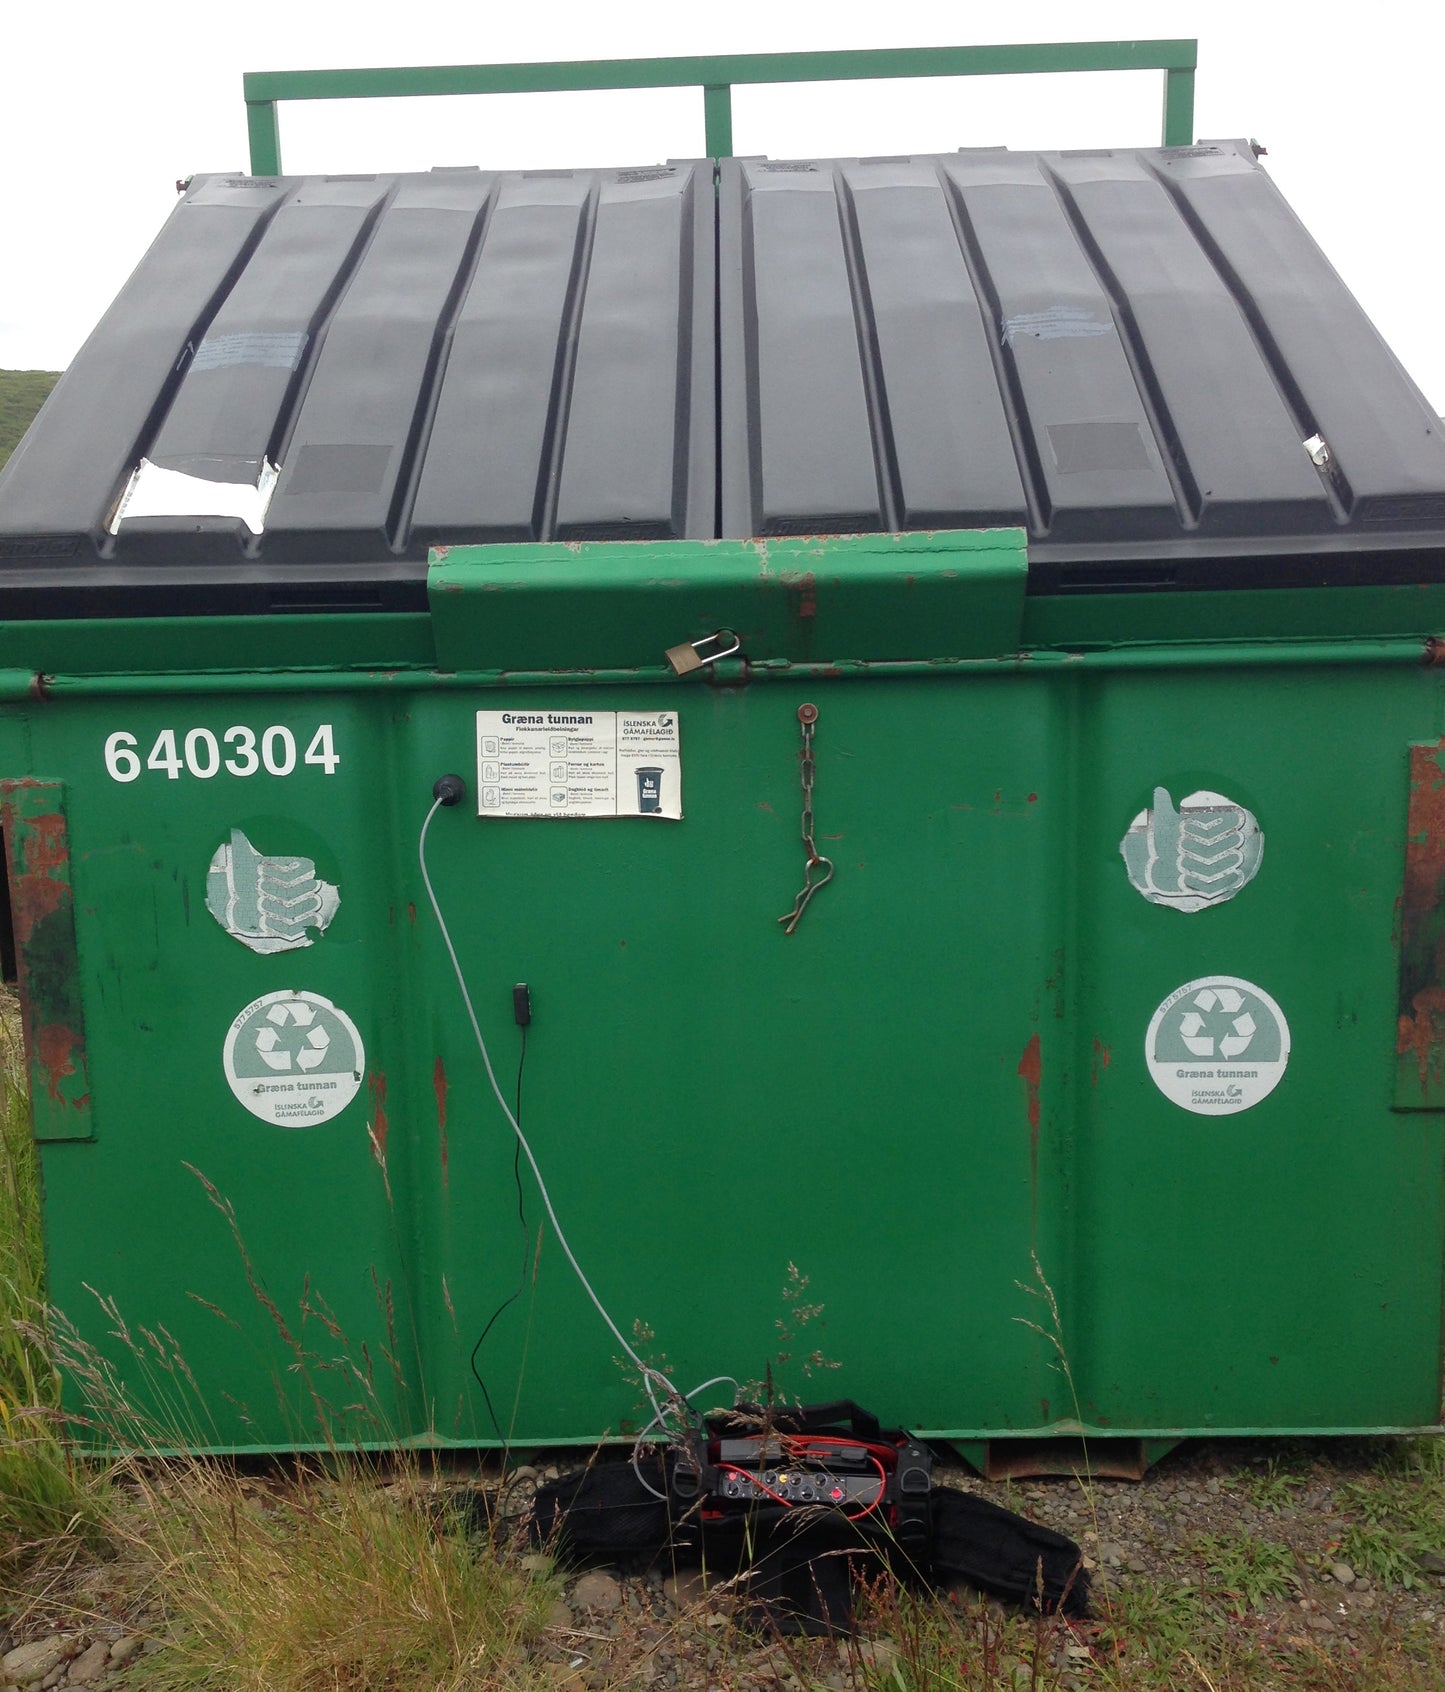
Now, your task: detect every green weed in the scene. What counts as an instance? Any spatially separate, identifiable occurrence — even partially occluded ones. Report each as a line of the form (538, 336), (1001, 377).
(1338, 1521), (1427, 1591)
(1335, 1450), (1445, 1589)
(1242, 1455), (1304, 1514)
(1185, 1528), (1296, 1613)
(1099, 1575), (1217, 1663)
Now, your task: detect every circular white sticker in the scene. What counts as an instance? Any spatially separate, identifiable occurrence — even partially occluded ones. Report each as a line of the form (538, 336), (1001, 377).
(223, 989), (365, 1128)
(1145, 975), (1290, 1116)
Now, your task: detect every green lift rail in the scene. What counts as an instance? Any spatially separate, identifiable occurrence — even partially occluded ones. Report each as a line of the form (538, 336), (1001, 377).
(243, 39), (1198, 175)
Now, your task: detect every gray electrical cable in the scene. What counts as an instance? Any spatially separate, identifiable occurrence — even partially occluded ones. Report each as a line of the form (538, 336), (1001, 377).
(419, 799), (673, 1403)
(420, 797), (747, 1502)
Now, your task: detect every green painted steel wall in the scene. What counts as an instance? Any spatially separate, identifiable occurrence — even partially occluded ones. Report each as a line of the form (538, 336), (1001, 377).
(5, 534), (1445, 1453)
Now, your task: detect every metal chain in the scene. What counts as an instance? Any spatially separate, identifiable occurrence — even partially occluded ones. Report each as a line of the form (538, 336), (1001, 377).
(778, 703), (834, 934)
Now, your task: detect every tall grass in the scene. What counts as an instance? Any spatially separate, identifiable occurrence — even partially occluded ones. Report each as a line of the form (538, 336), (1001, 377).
(111, 1458), (558, 1692)
(0, 990), (95, 1567)
(0, 1010), (562, 1684)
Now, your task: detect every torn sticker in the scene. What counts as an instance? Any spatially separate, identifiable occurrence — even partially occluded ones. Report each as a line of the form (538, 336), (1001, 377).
(108, 456), (280, 535)
(205, 829), (339, 953)
(1120, 787), (1263, 913)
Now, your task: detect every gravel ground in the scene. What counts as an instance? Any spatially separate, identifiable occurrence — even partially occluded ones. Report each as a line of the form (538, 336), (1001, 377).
(5, 1436), (1444, 1688)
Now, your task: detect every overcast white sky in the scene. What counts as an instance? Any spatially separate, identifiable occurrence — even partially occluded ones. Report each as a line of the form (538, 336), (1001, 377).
(3, 0), (1442, 409)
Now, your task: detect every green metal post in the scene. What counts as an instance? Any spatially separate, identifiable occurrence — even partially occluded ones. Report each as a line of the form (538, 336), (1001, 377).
(703, 84), (734, 158)
(1162, 65), (1196, 147)
(245, 98), (281, 176)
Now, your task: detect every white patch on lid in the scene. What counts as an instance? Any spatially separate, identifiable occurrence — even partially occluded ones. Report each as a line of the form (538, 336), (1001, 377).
(108, 457), (279, 536)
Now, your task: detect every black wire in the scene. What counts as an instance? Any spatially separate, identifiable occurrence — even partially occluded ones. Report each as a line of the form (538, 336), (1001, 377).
(469, 1023), (530, 1446)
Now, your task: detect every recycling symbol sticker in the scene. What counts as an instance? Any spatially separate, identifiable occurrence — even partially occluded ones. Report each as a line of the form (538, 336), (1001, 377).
(223, 990), (364, 1128)
(1145, 975), (1290, 1116)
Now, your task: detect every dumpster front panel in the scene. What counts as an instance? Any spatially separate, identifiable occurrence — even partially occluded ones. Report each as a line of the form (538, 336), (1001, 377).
(8, 623), (1443, 1450)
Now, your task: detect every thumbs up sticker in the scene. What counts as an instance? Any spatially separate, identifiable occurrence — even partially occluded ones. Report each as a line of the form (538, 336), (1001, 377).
(1120, 788), (1263, 913)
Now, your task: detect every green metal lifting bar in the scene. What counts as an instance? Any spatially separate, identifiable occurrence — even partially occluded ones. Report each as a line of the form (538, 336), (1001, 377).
(243, 40), (1197, 176)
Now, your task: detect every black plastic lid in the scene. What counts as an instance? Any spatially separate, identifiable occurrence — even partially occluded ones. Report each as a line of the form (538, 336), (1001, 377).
(2, 142), (1442, 616)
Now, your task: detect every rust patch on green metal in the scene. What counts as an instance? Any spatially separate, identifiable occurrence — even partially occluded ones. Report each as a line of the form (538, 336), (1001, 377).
(433, 1055), (450, 1185)
(1395, 740), (1445, 1107)
(368, 1070), (389, 1161)
(0, 778), (92, 1139)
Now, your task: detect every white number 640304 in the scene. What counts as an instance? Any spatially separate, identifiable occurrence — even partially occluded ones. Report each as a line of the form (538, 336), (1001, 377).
(103, 724), (340, 783)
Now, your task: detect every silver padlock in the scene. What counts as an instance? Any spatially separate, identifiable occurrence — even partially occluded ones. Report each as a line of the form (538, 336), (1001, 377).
(664, 628), (740, 676)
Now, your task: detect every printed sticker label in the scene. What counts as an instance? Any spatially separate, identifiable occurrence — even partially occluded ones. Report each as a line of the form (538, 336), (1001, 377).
(223, 990), (364, 1127)
(1145, 975), (1290, 1115)
(206, 829), (339, 953)
(1120, 787), (1263, 912)
(475, 710), (681, 819)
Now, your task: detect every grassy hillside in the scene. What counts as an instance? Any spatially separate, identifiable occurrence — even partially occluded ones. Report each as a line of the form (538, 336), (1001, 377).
(0, 368), (62, 474)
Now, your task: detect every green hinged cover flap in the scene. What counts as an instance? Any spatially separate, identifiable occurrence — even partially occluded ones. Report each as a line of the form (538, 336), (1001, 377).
(427, 529), (1028, 672)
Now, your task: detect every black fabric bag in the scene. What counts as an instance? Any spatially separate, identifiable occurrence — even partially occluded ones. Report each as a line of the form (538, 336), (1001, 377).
(931, 1488), (1089, 1614)
(527, 1404), (1089, 1634)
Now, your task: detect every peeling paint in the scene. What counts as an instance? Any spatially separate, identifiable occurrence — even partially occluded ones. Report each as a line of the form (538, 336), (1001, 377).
(790, 571), (818, 620)
(35, 1023), (79, 1104)
(0, 781), (91, 1138)
(1018, 1034), (1042, 1137)
(1396, 741), (1445, 1103)
(1018, 1031), (1042, 1235)
(433, 1055), (449, 1183)
(1091, 1037), (1113, 1088)
(368, 1071), (389, 1161)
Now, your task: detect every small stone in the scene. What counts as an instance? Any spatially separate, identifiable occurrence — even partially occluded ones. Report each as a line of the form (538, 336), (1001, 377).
(108, 1637), (143, 1665)
(1097, 1542), (1125, 1567)
(547, 1601), (574, 1631)
(1330, 1561), (1356, 1586)
(570, 1571), (623, 1614)
(663, 1571), (710, 1608)
(856, 1640), (899, 1673)
(520, 1552), (553, 1574)
(40, 1669), (67, 1691)
(1306, 1613), (1335, 1634)
(1414, 1550), (1445, 1576)
(509, 1465), (539, 1483)
(66, 1642), (113, 1686)
(1, 1638), (72, 1685)
(1354, 1577), (1373, 1593)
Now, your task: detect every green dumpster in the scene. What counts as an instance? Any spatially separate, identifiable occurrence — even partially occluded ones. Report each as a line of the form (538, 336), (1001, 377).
(3, 50), (1445, 1473)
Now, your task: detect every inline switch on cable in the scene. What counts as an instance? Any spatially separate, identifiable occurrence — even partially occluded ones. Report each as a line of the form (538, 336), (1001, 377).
(513, 984), (532, 1027)
(432, 773), (466, 807)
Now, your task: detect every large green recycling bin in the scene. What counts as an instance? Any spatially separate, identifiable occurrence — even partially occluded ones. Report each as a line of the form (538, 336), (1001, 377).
(3, 538), (1445, 1468)
(4, 122), (1445, 1470)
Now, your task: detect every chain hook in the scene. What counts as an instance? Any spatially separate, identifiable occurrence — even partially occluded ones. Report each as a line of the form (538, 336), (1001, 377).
(778, 703), (833, 934)
(779, 852), (834, 935)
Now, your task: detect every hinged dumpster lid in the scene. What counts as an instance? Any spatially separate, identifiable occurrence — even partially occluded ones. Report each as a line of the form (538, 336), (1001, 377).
(2, 141), (1443, 616)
